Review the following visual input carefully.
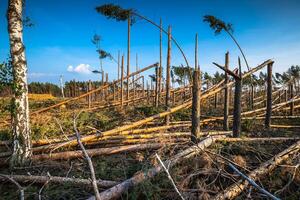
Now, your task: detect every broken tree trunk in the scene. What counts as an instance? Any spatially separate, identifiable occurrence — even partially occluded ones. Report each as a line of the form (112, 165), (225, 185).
(165, 26), (171, 125)
(232, 58), (242, 137)
(88, 135), (226, 200)
(223, 52), (229, 131)
(33, 143), (167, 161)
(121, 55), (124, 109)
(30, 63), (158, 114)
(191, 33), (200, 143)
(0, 174), (117, 188)
(264, 62), (273, 129)
(290, 84), (294, 116)
(213, 139), (300, 200)
(50, 60), (273, 151)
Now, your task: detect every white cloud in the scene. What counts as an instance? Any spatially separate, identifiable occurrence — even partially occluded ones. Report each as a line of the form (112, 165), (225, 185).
(67, 64), (92, 74)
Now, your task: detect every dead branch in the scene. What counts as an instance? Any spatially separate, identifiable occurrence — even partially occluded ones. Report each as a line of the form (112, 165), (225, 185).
(213, 139), (300, 200)
(155, 153), (185, 200)
(0, 174), (24, 200)
(73, 112), (101, 200)
(87, 135), (226, 200)
(0, 174), (117, 188)
(228, 163), (280, 200)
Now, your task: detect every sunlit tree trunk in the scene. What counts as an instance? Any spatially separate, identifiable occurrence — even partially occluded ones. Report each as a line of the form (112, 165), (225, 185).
(127, 17), (130, 102)
(223, 52), (229, 131)
(165, 26), (171, 125)
(7, 0), (32, 166)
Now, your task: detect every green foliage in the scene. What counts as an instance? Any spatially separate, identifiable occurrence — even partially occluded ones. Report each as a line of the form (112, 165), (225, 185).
(28, 82), (61, 96)
(171, 65), (193, 85)
(95, 4), (136, 25)
(0, 60), (13, 94)
(203, 15), (233, 35)
(134, 106), (162, 117)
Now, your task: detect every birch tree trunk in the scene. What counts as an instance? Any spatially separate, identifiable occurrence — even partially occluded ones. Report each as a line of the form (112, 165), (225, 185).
(7, 0), (32, 166)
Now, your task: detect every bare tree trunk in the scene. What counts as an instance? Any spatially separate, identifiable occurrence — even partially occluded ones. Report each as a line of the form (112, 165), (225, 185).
(117, 50), (120, 80)
(264, 62), (273, 129)
(290, 84), (294, 116)
(147, 81), (150, 104)
(127, 17), (131, 103)
(233, 58), (242, 137)
(132, 74), (135, 105)
(105, 73), (108, 101)
(191, 34), (200, 143)
(88, 80), (92, 109)
(214, 93), (218, 109)
(155, 65), (159, 107)
(8, 0), (32, 166)
(121, 55), (124, 109)
(60, 75), (65, 98)
(113, 82), (116, 101)
(165, 26), (171, 125)
(284, 89), (288, 102)
(223, 52), (229, 131)
(158, 18), (163, 107)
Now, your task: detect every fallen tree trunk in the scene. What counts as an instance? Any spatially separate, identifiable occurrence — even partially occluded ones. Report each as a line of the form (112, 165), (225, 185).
(270, 124), (300, 128)
(87, 135), (226, 200)
(216, 137), (300, 143)
(0, 174), (117, 188)
(47, 60), (273, 151)
(32, 143), (168, 161)
(31, 63), (158, 114)
(213, 139), (300, 200)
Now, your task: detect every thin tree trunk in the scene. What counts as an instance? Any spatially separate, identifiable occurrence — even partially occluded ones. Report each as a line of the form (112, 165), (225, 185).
(88, 80), (92, 109)
(250, 84), (254, 109)
(232, 58), (242, 137)
(60, 75), (64, 98)
(290, 84), (294, 116)
(191, 33), (201, 143)
(121, 56), (124, 109)
(264, 62), (273, 129)
(155, 65), (159, 107)
(8, 0), (32, 166)
(158, 18), (163, 107)
(223, 52), (229, 131)
(117, 51), (120, 80)
(165, 26), (171, 125)
(214, 93), (218, 109)
(127, 17), (131, 102)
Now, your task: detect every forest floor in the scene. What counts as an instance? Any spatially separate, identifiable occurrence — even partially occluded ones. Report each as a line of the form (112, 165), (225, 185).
(0, 97), (299, 200)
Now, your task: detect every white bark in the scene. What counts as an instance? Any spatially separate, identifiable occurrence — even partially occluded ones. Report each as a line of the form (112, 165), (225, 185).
(7, 0), (32, 166)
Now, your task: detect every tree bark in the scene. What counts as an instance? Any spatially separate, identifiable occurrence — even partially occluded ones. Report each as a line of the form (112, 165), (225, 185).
(264, 62), (273, 129)
(165, 26), (171, 125)
(232, 59), (242, 137)
(8, 0), (32, 166)
(158, 18), (163, 107)
(223, 52), (229, 131)
(191, 70), (201, 142)
(120, 56), (124, 109)
(290, 84), (294, 116)
(127, 17), (131, 102)
(88, 80), (92, 108)
(191, 33), (200, 142)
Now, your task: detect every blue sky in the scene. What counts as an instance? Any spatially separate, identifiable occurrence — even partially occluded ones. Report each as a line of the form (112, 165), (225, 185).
(1, 0), (300, 85)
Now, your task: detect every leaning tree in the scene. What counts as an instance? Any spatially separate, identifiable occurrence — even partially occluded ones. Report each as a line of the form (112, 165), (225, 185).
(203, 15), (250, 71)
(7, 0), (32, 166)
